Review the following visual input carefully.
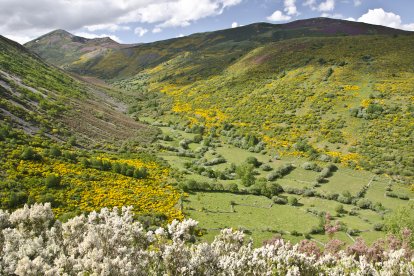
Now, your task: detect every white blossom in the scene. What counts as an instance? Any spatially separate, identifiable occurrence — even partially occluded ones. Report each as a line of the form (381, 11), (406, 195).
(0, 204), (412, 275)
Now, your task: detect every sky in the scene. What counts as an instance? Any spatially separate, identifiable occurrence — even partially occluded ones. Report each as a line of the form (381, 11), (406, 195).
(1, 0), (414, 44)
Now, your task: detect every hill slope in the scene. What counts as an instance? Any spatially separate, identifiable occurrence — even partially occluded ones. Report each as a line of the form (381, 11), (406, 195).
(1, 34), (157, 145)
(25, 18), (414, 182)
(0, 35), (183, 221)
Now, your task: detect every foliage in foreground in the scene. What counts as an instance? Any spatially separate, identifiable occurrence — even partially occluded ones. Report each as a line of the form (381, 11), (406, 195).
(0, 204), (413, 275)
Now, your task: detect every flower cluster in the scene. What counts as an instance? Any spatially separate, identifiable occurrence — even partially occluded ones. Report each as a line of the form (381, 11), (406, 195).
(0, 204), (413, 275)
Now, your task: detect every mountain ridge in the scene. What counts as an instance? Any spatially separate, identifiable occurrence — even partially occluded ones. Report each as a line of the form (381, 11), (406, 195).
(26, 17), (412, 77)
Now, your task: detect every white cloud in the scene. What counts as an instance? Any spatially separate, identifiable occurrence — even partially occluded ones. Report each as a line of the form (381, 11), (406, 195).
(284, 0), (298, 16)
(134, 27), (148, 37)
(177, 34), (185, 37)
(318, 0), (335, 12)
(3, 34), (33, 44)
(0, 0), (242, 43)
(303, 0), (316, 7)
(152, 27), (162, 33)
(73, 32), (122, 43)
(231, 22), (238, 28)
(85, 23), (130, 32)
(358, 8), (414, 31)
(403, 23), (414, 31)
(267, 10), (291, 22)
(321, 13), (343, 19)
(354, 0), (362, 7)
(121, 0), (242, 28)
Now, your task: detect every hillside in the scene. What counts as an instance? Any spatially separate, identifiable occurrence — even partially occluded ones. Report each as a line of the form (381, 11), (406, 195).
(0, 35), (182, 221)
(0, 34), (156, 145)
(24, 29), (130, 69)
(27, 18), (414, 182)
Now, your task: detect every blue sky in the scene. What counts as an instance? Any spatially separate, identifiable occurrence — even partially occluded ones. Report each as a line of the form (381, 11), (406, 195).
(1, 0), (413, 44)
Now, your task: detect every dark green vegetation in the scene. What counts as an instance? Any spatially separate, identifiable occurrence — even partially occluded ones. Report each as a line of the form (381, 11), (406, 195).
(2, 18), (413, 245)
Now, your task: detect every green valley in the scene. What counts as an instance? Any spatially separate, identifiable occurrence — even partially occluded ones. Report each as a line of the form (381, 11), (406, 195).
(0, 17), (412, 248)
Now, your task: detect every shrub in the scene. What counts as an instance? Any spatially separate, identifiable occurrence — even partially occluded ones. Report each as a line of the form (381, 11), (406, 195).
(45, 174), (61, 188)
(260, 164), (273, 171)
(335, 204), (345, 215)
(48, 146), (62, 157)
(356, 198), (372, 209)
(288, 196), (299, 206)
(133, 167), (148, 179)
(227, 183), (239, 193)
(398, 194), (409, 200)
(347, 229), (361, 236)
(246, 156), (261, 168)
(373, 223), (384, 231)
(20, 147), (41, 161)
(272, 196), (287, 205)
(236, 163), (255, 187)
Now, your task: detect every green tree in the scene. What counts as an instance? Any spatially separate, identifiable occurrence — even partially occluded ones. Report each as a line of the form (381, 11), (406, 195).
(236, 163), (255, 187)
(384, 204), (414, 246)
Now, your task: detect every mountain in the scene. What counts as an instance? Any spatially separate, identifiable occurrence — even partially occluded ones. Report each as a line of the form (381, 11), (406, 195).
(0, 34), (157, 145)
(24, 29), (131, 70)
(25, 18), (414, 181)
(26, 18), (410, 78)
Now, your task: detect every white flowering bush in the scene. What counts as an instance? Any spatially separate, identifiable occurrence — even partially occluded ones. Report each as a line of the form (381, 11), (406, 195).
(0, 204), (413, 275)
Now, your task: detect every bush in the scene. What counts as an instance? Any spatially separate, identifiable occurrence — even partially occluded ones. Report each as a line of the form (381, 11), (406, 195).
(20, 147), (41, 161)
(398, 194), (409, 200)
(309, 226), (324, 234)
(246, 156), (261, 167)
(335, 204), (345, 214)
(356, 198), (372, 209)
(48, 146), (62, 157)
(337, 195), (352, 204)
(373, 223), (384, 231)
(288, 196), (299, 206)
(204, 157), (226, 166)
(303, 189), (315, 197)
(236, 163), (255, 187)
(272, 196), (287, 205)
(385, 192), (397, 198)
(227, 183), (239, 193)
(267, 171), (281, 181)
(133, 167), (148, 179)
(347, 229), (361, 236)
(45, 174), (61, 188)
(302, 162), (320, 171)
(7, 192), (28, 208)
(260, 164), (273, 171)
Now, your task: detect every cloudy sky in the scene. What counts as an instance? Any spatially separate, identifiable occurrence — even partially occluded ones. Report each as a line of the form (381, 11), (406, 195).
(1, 0), (413, 44)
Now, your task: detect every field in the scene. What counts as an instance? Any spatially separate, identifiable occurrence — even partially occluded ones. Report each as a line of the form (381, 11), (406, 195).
(151, 121), (413, 246)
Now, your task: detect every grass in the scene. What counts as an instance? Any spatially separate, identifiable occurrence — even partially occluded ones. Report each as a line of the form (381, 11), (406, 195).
(184, 192), (319, 247)
(155, 122), (413, 246)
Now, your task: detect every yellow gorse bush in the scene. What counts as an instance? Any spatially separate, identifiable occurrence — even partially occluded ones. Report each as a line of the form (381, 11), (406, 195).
(4, 151), (183, 221)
